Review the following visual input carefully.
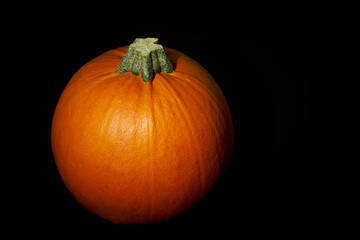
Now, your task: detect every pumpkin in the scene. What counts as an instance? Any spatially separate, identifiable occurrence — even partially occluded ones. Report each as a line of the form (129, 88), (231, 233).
(51, 38), (234, 224)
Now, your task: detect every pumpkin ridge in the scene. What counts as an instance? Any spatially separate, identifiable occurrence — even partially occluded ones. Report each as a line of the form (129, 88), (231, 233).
(169, 74), (225, 169)
(114, 47), (127, 54)
(173, 70), (226, 114)
(133, 78), (153, 221)
(159, 74), (205, 201)
(69, 72), (115, 88)
(145, 84), (156, 222)
(170, 72), (219, 107)
(168, 72), (225, 117)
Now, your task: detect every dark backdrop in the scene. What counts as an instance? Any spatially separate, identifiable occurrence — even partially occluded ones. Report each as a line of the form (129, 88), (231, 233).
(33, 25), (312, 234)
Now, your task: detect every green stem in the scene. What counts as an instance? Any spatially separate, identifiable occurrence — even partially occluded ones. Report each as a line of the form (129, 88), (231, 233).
(116, 38), (173, 82)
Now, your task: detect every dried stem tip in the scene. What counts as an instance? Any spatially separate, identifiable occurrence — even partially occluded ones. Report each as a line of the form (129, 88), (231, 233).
(116, 38), (173, 82)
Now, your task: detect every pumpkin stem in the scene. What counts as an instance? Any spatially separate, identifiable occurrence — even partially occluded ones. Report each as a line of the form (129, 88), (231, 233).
(116, 38), (173, 82)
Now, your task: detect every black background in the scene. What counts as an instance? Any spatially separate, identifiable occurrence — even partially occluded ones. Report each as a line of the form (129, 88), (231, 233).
(29, 25), (314, 235)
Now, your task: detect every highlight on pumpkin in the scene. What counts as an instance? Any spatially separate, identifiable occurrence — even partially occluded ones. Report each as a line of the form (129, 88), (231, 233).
(116, 38), (173, 82)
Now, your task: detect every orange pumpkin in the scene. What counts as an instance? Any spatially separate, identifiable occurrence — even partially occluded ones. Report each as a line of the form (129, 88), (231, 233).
(51, 38), (234, 224)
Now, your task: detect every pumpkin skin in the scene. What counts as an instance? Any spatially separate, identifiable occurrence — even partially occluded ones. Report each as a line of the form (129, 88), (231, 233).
(51, 45), (234, 224)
